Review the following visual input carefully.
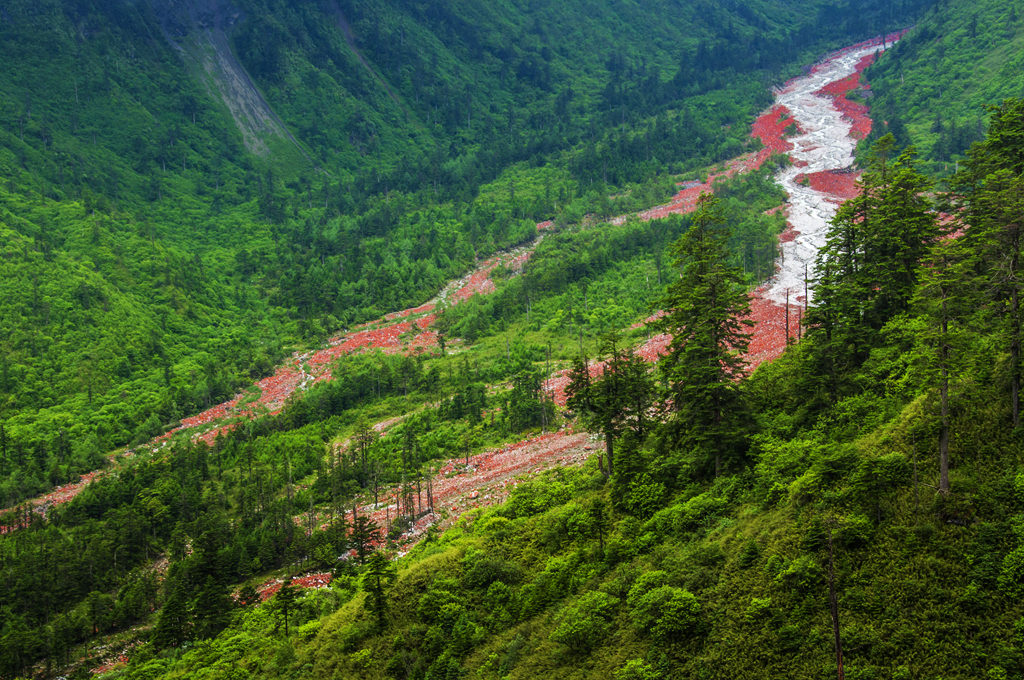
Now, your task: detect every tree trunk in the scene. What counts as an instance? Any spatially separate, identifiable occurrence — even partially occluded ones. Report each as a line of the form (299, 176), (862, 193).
(1013, 284), (1020, 428)
(603, 430), (614, 478)
(827, 528), (844, 680)
(939, 300), (951, 494)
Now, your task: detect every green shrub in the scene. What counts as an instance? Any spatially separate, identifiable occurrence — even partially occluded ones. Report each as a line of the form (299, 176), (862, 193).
(417, 589), (459, 622)
(999, 546), (1024, 598)
(647, 503), (685, 538)
(744, 596), (773, 624)
(437, 603), (468, 634)
(629, 586), (702, 643)
(779, 555), (822, 593)
(836, 513), (874, 549)
(680, 492), (728, 533)
(549, 591), (619, 653)
(615, 659), (662, 680)
(625, 474), (667, 519)
(764, 554), (785, 578)
(461, 551), (522, 589)
(626, 570), (671, 608)
(738, 539), (760, 568)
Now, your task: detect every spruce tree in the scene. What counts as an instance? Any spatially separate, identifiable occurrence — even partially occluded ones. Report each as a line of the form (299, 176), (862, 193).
(864, 146), (937, 326)
(350, 514), (380, 565)
(952, 99), (1024, 426)
(914, 240), (970, 494)
(657, 193), (753, 477)
(363, 551), (396, 630)
(193, 576), (234, 640)
(276, 577), (298, 637)
(151, 567), (191, 648)
(807, 136), (936, 399)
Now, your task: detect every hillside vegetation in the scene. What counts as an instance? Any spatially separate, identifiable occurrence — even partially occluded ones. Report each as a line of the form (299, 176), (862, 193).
(12, 1), (1024, 679)
(866, 0), (1024, 171)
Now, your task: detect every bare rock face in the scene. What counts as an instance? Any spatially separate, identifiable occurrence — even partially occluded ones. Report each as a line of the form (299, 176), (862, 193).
(145, 0), (303, 158)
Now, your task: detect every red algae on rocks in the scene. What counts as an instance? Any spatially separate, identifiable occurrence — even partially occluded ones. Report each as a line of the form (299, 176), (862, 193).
(752, 105), (802, 154)
(798, 170), (862, 200)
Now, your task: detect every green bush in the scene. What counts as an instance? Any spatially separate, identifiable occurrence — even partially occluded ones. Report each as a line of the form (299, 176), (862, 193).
(836, 513), (874, 549)
(999, 547), (1024, 598)
(629, 586), (702, 643)
(417, 589), (459, 623)
(744, 596), (773, 624)
(461, 551), (523, 589)
(549, 591), (619, 653)
(626, 570), (671, 608)
(738, 539), (761, 568)
(779, 555), (822, 593)
(625, 474), (667, 519)
(615, 659), (662, 680)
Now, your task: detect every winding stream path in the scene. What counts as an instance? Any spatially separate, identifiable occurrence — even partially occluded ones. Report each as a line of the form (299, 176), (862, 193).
(745, 33), (901, 365)
(764, 40), (893, 305)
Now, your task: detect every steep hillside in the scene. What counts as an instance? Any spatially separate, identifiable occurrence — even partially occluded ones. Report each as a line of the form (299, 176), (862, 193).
(1, 2), (972, 677)
(865, 0), (1024, 170)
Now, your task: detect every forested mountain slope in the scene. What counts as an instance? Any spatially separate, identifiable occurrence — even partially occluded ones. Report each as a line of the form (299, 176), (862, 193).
(0, 0), (928, 507)
(3, 0), (1024, 675)
(865, 0), (1024, 170)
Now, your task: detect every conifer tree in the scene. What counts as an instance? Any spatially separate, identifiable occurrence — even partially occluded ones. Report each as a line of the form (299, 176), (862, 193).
(566, 332), (656, 478)
(193, 576), (234, 640)
(952, 99), (1024, 426)
(276, 576), (297, 637)
(657, 193), (752, 477)
(363, 551), (396, 630)
(807, 136), (936, 398)
(914, 240), (969, 494)
(350, 513), (380, 565)
(237, 584), (260, 607)
(151, 567), (191, 648)
(865, 146), (937, 326)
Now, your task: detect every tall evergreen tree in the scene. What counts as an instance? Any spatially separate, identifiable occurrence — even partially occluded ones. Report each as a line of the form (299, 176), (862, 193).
(865, 146), (938, 325)
(914, 239), (971, 494)
(363, 551), (397, 631)
(807, 136), (937, 398)
(193, 576), (235, 640)
(656, 193), (753, 477)
(276, 576), (298, 637)
(952, 99), (1024, 426)
(350, 514), (380, 566)
(151, 567), (191, 648)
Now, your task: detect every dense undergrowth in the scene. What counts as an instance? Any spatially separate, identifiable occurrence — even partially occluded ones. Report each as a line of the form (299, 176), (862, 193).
(0, 161), (785, 679)
(5, 105), (1024, 678)
(81, 109), (1024, 680)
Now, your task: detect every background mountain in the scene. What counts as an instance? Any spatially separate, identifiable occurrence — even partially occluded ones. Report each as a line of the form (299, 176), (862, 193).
(865, 0), (1024, 171)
